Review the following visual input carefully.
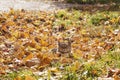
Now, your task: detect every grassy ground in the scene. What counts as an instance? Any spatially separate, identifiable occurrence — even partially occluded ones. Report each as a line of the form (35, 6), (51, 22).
(0, 9), (120, 80)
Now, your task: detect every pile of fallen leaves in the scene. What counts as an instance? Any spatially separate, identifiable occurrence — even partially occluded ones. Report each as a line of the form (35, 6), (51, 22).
(0, 9), (120, 80)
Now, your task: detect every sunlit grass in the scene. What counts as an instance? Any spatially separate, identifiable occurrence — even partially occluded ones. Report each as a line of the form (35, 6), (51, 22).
(0, 69), (38, 80)
(59, 47), (120, 80)
(54, 10), (120, 29)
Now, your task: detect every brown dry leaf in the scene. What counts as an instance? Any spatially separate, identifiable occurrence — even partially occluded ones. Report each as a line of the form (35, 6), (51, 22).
(104, 42), (114, 50)
(25, 60), (36, 67)
(61, 57), (72, 63)
(1, 24), (8, 33)
(19, 32), (30, 38)
(24, 41), (36, 48)
(37, 53), (52, 67)
(0, 67), (5, 75)
(14, 46), (25, 59)
(40, 56), (52, 66)
(113, 70), (120, 80)
(116, 33), (120, 40)
(6, 21), (15, 26)
(37, 53), (44, 59)
(38, 64), (49, 71)
(25, 58), (40, 67)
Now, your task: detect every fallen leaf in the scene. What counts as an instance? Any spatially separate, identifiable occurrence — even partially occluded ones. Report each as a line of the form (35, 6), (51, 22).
(23, 53), (33, 62)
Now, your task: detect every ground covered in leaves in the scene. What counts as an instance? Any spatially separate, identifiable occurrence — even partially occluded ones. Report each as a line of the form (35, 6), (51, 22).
(0, 9), (120, 80)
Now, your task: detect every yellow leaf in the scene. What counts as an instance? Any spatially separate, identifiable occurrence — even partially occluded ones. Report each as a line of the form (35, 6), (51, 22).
(37, 53), (52, 66)
(14, 76), (22, 80)
(71, 61), (80, 73)
(0, 58), (4, 62)
(81, 29), (87, 35)
(6, 21), (15, 26)
(40, 40), (48, 46)
(99, 42), (105, 47)
(35, 44), (41, 50)
(19, 32), (29, 38)
(33, 20), (40, 26)
(1, 25), (7, 32)
(25, 75), (35, 80)
(48, 70), (51, 80)
(9, 8), (15, 15)
(50, 68), (59, 73)
(94, 38), (99, 43)
(38, 64), (48, 70)
(23, 53), (33, 62)
(18, 51), (25, 59)
(27, 46), (36, 51)
(73, 50), (83, 59)
(12, 31), (19, 38)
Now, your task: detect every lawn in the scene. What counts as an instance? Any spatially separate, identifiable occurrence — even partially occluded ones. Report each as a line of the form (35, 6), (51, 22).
(0, 6), (120, 80)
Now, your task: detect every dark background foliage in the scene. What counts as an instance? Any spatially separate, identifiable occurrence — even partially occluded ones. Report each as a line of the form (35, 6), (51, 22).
(67, 0), (120, 4)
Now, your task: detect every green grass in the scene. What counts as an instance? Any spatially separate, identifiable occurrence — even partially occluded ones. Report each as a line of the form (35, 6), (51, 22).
(60, 47), (120, 80)
(0, 69), (38, 80)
